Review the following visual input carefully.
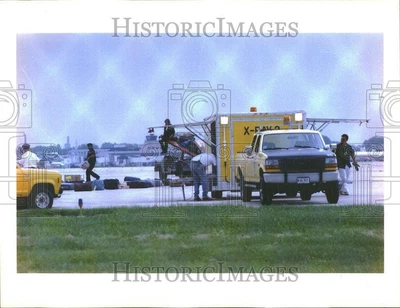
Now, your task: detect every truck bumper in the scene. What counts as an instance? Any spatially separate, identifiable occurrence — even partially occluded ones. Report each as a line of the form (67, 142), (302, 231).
(263, 171), (338, 184)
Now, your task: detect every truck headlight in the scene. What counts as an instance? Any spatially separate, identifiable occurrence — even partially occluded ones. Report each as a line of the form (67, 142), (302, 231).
(265, 159), (280, 172)
(325, 157), (337, 171)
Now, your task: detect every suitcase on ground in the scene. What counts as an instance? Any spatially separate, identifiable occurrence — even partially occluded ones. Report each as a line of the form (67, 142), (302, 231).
(142, 178), (156, 187)
(74, 182), (93, 191)
(153, 179), (162, 187)
(127, 180), (153, 188)
(61, 182), (75, 190)
(123, 176), (141, 182)
(103, 179), (120, 189)
(91, 179), (105, 191)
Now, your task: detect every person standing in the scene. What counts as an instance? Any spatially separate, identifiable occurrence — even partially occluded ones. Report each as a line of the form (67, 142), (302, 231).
(334, 134), (359, 195)
(159, 119), (175, 154)
(190, 152), (217, 201)
(85, 143), (100, 182)
(17, 143), (40, 168)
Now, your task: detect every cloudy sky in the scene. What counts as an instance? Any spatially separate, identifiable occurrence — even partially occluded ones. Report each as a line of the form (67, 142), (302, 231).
(16, 33), (382, 148)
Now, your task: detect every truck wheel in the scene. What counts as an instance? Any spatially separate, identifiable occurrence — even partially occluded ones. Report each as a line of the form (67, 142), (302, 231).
(325, 181), (339, 204)
(300, 190), (312, 201)
(240, 174), (252, 202)
(260, 178), (273, 205)
(29, 186), (53, 209)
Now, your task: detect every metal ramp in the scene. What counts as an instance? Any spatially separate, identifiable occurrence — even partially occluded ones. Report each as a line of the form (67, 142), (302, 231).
(167, 140), (197, 157)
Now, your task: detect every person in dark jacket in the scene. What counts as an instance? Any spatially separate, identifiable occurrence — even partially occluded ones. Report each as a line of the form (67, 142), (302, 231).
(334, 134), (359, 195)
(159, 119), (175, 154)
(86, 143), (100, 182)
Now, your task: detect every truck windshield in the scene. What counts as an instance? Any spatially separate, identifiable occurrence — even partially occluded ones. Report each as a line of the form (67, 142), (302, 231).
(261, 132), (325, 152)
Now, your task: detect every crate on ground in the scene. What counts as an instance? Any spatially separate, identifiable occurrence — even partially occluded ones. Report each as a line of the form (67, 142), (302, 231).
(64, 174), (83, 182)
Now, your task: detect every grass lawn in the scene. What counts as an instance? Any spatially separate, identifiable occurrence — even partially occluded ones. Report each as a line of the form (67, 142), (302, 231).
(17, 205), (384, 273)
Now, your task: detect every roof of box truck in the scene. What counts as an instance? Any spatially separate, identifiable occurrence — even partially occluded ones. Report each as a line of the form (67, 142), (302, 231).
(256, 129), (320, 135)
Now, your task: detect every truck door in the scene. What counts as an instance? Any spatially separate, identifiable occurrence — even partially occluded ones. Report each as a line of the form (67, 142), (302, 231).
(249, 135), (261, 183)
(16, 166), (29, 197)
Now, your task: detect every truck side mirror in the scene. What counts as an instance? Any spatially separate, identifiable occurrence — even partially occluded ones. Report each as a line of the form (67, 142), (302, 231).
(245, 146), (252, 156)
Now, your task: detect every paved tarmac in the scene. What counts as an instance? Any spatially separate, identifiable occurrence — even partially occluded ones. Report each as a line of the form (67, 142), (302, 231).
(49, 163), (384, 210)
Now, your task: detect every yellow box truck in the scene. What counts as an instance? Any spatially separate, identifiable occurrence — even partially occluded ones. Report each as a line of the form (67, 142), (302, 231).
(205, 109), (307, 198)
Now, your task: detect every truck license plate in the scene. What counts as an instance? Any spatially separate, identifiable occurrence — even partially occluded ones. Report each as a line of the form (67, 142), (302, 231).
(297, 177), (310, 184)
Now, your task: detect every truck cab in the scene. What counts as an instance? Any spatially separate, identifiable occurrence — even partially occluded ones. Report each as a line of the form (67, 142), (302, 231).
(236, 129), (339, 205)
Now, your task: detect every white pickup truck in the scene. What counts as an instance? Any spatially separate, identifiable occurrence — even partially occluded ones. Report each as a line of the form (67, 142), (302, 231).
(236, 129), (339, 205)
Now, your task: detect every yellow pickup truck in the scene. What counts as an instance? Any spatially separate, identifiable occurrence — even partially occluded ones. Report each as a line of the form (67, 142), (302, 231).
(16, 165), (63, 209)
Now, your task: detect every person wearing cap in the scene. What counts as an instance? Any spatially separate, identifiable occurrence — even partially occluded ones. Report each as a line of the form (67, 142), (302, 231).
(85, 143), (100, 182)
(190, 152), (217, 201)
(334, 134), (359, 195)
(17, 143), (40, 168)
(159, 118), (175, 154)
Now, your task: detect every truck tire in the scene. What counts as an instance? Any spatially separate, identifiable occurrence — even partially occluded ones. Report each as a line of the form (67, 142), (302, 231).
(300, 190), (312, 201)
(29, 186), (54, 209)
(260, 178), (273, 205)
(240, 173), (252, 202)
(325, 181), (339, 204)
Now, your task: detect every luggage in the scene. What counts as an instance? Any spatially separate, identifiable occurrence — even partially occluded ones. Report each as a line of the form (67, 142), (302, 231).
(153, 179), (162, 187)
(61, 182), (75, 190)
(123, 176), (141, 182)
(103, 179), (120, 189)
(91, 180), (105, 191)
(127, 180), (153, 189)
(74, 182), (93, 191)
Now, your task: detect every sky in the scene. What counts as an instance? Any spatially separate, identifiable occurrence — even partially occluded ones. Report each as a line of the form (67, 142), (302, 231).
(15, 33), (383, 148)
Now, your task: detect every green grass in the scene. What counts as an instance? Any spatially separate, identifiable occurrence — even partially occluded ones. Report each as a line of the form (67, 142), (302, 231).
(17, 205), (384, 273)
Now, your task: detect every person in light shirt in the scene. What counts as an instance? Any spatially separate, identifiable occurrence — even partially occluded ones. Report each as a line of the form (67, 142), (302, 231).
(17, 143), (40, 168)
(190, 152), (217, 201)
